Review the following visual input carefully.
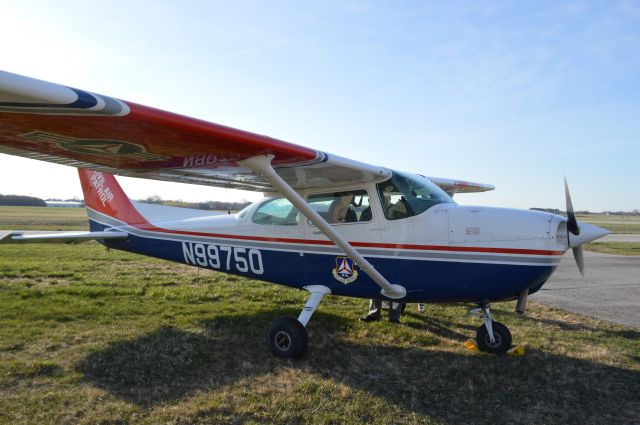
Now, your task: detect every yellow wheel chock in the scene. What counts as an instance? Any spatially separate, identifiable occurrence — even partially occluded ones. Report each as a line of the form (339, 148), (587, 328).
(464, 338), (526, 356)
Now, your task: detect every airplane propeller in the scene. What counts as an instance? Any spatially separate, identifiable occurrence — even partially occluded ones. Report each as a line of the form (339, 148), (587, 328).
(517, 178), (608, 314)
(565, 177), (584, 276)
(564, 177), (609, 276)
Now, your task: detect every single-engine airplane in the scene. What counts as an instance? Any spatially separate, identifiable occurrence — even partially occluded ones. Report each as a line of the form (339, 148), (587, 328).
(0, 70), (609, 357)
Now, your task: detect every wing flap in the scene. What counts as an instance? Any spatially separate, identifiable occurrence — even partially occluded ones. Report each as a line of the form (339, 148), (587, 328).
(0, 230), (128, 244)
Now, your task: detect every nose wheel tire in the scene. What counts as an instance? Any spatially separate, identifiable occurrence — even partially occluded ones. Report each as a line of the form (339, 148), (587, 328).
(476, 321), (512, 354)
(266, 317), (309, 359)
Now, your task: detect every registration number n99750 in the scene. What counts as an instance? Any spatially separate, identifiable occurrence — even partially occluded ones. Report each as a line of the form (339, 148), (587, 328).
(182, 242), (264, 275)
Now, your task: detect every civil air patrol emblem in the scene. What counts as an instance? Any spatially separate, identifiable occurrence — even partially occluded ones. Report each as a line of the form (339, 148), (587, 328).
(20, 131), (170, 162)
(332, 256), (358, 284)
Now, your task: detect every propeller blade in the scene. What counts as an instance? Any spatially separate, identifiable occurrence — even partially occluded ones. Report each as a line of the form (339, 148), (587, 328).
(573, 245), (585, 276)
(564, 177), (580, 235)
(563, 178), (608, 276)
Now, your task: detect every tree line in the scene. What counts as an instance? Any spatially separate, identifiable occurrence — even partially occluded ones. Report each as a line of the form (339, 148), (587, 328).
(139, 195), (251, 212)
(0, 193), (249, 211)
(0, 194), (47, 207)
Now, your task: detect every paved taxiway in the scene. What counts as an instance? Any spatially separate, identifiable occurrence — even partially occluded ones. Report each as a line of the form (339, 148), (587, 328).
(531, 251), (640, 328)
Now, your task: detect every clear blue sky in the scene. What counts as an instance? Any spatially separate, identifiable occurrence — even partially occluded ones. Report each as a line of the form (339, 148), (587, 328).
(1, 1), (638, 211)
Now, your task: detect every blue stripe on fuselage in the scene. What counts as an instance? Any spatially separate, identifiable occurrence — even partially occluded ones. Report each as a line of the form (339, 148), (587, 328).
(90, 219), (555, 303)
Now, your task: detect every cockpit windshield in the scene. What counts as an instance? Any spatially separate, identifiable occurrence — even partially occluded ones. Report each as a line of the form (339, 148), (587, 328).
(377, 171), (455, 220)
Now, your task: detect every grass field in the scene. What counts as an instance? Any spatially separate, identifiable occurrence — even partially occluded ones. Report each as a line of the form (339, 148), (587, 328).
(1, 207), (639, 424)
(578, 213), (640, 234)
(0, 206), (88, 231)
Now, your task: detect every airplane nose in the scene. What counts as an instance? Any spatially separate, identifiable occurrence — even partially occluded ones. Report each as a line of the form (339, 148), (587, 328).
(568, 221), (609, 248)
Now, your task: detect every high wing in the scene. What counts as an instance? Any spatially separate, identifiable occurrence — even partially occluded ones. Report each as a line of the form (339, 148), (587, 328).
(0, 70), (389, 191)
(426, 177), (495, 197)
(0, 70), (492, 193)
(0, 230), (128, 244)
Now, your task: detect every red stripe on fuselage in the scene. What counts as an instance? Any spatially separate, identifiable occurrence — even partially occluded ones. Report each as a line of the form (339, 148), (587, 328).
(118, 220), (565, 257)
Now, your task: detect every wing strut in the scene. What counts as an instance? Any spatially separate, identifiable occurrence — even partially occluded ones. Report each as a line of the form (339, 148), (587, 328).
(240, 155), (406, 299)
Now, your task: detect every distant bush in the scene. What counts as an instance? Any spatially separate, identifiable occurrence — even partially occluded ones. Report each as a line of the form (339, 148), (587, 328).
(0, 194), (47, 207)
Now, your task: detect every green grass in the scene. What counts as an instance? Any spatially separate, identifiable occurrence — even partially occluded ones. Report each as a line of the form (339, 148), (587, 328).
(0, 206), (88, 230)
(0, 208), (639, 424)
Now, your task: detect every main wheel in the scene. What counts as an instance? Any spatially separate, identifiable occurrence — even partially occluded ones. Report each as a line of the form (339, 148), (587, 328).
(266, 316), (309, 359)
(476, 321), (512, 354)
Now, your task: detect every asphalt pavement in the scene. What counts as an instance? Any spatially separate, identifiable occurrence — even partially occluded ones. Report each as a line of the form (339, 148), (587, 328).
(531, 250), (640, 328)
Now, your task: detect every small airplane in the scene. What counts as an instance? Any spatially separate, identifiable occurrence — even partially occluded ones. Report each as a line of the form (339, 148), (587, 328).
(0, 70), (609, 357)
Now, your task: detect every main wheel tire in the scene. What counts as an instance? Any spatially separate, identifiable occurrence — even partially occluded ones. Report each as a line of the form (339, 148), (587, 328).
(266, 316), (309, 359)
(476, 321), (512, 354)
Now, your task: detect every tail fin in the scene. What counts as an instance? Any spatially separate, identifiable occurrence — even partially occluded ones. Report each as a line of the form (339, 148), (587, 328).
(78, 169), (147, 225)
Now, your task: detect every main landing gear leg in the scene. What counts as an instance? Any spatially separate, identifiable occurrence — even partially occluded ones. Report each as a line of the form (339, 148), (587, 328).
(266, 285), (331, 359)
(515, 289), (528, 314)
(469, 304), (512, 354)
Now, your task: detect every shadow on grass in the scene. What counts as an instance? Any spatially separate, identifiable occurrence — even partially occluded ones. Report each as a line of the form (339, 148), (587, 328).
(503, 309), (640, 340)
(76, 309), (640, 424)
(403, 314), (473, 342)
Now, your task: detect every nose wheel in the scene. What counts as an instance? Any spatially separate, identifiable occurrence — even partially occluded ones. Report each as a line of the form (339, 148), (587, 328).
(476, 320), (512, 353)
(469, 305), (512, 354)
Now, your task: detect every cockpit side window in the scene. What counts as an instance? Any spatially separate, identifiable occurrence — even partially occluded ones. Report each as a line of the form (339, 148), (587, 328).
(377, 172), (454, 220)
(307, 189), (371, 224)
(252, 198), (300, 225)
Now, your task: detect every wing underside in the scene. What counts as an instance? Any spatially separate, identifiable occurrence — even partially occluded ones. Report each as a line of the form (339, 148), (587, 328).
(0, 70), (389, 191)
(0, 70), (493, 194)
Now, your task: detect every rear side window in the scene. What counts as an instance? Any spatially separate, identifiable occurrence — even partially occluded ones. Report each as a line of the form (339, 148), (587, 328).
(252, 198), (299, 225)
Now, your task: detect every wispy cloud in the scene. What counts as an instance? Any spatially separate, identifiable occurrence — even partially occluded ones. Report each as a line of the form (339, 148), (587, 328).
(206, 40), (287, 64)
